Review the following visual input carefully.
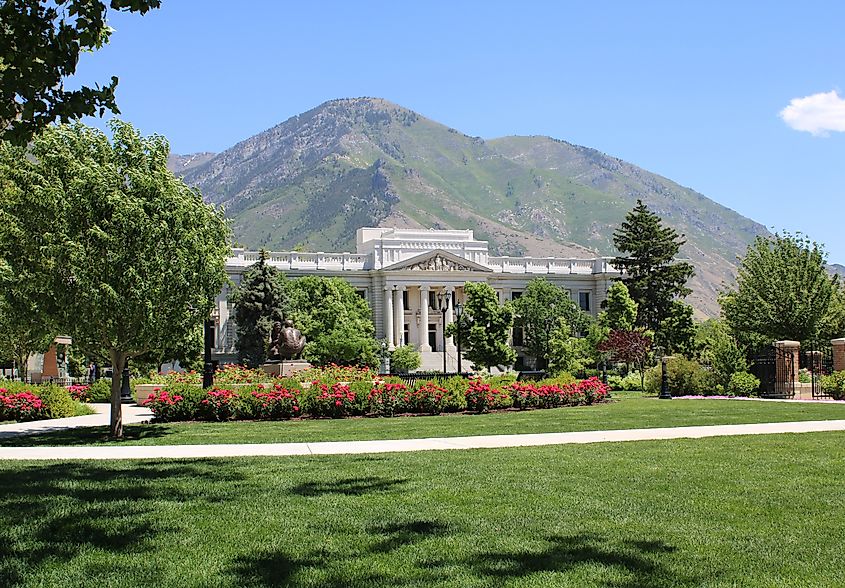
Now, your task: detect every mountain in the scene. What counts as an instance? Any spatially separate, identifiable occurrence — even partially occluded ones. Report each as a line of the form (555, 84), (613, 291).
(171, 97), (771, 318)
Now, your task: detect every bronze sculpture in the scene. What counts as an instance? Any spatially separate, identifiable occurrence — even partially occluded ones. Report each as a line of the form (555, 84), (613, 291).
(268, 319), (307, 360)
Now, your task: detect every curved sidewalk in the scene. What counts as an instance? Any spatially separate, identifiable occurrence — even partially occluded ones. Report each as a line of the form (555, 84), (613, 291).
(2, 419), (845, 461)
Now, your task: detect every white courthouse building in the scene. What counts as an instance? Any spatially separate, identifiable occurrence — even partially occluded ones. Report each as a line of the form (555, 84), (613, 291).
(212, 228), (619, 369)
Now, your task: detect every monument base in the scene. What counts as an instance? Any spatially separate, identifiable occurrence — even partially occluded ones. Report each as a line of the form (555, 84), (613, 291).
(261, 360), (312, 378)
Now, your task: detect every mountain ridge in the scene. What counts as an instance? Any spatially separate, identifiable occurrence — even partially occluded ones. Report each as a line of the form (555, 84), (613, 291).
(169, 97), (772, 318)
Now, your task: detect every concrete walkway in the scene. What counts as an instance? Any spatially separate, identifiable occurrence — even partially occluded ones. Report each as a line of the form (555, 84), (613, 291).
(0, 404), (153, 439)
(2, 418), (845, 461)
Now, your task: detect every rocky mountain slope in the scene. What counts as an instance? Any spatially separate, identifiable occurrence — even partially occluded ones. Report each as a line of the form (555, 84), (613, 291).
(170, 97), (772, 317)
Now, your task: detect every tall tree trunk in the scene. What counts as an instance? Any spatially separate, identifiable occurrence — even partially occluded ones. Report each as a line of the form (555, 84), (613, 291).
(109, 349), (126, 438)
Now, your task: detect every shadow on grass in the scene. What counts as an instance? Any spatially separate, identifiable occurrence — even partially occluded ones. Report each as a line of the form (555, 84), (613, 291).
(0, 460), (246, 587)
(290, 476), (408, 497)
(228, 525), (697, 587)
(0, 424), (174, 446)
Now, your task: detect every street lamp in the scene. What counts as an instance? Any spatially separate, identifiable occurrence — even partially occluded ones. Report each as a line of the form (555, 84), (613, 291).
(120, 359), (133, 404)
(655, 346), (672, 399)
(437, 290), (448, 373)
(455, 302), (463, 374)
(202, 307), (220, 389)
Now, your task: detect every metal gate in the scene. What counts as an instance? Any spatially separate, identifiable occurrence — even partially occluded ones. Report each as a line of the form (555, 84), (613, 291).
(800, 342), (833, 399)
(749, 346), (795, 399)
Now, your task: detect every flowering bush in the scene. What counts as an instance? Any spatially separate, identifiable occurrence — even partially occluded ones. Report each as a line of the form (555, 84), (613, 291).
(252, 384), (302, 420)
(299, 364), (376, 384)
(579, 377), (610, 404)
(311, 382), (360, 418)
(465, 381), (509, 413)
(198, 388), (240, 421)
(68, 385), (91, 402)
(142, 389), (186, 422)
(367, 382), (408, 416)
(0, 389), (46, 421)
(403, 382), (446, 414)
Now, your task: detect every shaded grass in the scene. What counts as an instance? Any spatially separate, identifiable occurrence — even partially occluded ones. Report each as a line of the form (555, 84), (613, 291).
(4, 397), (845, 447)
(1, 432), (844, 586)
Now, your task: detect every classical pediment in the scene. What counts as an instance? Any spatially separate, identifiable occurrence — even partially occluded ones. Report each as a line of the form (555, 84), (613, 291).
(383, 249), (492, 272)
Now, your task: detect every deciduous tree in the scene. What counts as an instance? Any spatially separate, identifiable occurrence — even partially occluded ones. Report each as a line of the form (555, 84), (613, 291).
(284, 276), (379, 367)
(1, 0), (161, 144)
(720, 233), (839, 349)
(447, 281), (515, 371)
(0, 121), (230, 437)
(598, 329), (653, 391)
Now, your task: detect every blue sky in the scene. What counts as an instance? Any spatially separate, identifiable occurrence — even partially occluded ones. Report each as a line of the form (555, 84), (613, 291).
(73, 1), (845, 263)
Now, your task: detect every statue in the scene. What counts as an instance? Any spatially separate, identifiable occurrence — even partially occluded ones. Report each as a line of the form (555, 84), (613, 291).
(268, 319), (307, 360)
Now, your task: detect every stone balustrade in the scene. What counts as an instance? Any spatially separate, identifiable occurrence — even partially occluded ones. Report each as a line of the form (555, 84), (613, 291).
(228, 249), (370, 271)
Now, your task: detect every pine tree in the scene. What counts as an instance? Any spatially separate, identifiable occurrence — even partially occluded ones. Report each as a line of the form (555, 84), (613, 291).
(612, 200), (695, 332)
(229, 250), (286, 367)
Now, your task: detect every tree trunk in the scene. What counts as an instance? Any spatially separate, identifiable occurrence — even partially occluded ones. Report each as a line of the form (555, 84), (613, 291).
(109, 349), (126, 438)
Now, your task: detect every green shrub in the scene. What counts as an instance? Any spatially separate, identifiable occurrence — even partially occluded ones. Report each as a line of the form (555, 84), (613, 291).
(33, 384), (76, 419)
(644, 358), (713, 396)
(87, 378), (113, 402)
(620, 371), (644, 391)
(485, 373), (518, 388)
(390, 346), (421, 373)
(143, 383), (204, 421)
(821, 371), (845, 400)
(727, 372), (761, 397)
(606, 374), (624, 391)
(537, 373), (576, 388)
(439, 376), (469, 412)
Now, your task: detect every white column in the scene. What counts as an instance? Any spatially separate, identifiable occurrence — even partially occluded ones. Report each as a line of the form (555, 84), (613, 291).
(419, 285), (431, 351)
(394, 285), (405, 347)
(384, 286), (395, 350)
(445, 286), (455, 349)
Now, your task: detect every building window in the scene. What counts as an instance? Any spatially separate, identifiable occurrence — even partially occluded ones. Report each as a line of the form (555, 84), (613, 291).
(402, 290), (409, 310)
(403, 324), (409, 346)
(429, 291), (436, 310)
(578, 291), (591, 312)
(511, 291), (522, 301)
(356, 289), (367, 300)
(512, 326), (524, 347)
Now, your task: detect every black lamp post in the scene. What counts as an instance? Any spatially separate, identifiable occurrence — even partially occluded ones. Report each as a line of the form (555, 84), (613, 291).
(120, 360), (133, 404)
(656, 346), (672, 399)
(203, 316), (216, 389)
(455, 302), (463, 374)
(437, 290), (447, 373)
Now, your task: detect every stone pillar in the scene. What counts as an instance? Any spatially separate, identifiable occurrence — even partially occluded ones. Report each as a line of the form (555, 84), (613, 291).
(419, 286), (431, 351)
(394, 286), (405, 347)
(445, 286), (455, 349)
(384, 286), (394, 350)
(774, 340), (800, 396)
(832, 339), (845, 372)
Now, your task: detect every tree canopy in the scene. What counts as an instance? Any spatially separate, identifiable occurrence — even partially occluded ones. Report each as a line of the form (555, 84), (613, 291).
(599, 281), (638, 331)
(0, 0), (160, 145)
(229, 250), (286, 367)
(511, 277), (592, 366)
(720, 233), (840, 349)
(447, 281), (515, 371)
(284, 276), (379, 367)
(612, 200), (695, 331)
(0, 121), (230, 436)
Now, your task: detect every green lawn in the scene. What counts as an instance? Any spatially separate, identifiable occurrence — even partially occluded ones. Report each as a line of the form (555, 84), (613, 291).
(4, 397), (845, 447)
(1, 432), (844, 587)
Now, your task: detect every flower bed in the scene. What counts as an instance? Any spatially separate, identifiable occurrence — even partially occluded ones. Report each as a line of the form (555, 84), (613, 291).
(0, 383), (79, 422)
(141, 375), (611, 423)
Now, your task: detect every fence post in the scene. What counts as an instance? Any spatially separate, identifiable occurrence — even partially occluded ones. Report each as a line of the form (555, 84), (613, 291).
(832, 338), (845, 372)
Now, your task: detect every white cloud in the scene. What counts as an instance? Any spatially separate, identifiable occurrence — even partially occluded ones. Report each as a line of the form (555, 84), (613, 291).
(779, 90), (845, 136)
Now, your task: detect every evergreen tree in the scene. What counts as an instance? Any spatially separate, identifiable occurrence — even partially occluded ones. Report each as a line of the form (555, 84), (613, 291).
(447, 282), (515, 371)
(229, 250), (286, 367)
(612, 200), (695, 331)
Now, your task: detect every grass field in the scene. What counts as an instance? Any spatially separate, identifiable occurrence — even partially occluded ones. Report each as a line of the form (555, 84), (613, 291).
(4, 397), (845, 447)
(1, 432), (844, 587)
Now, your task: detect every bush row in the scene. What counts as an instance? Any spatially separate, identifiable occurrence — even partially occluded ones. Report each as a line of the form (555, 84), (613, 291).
(0, 383), (78, 422)
(821, 371), (845, 400)
(642, 357), (760, 397)
(142, 376), (610, 422)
